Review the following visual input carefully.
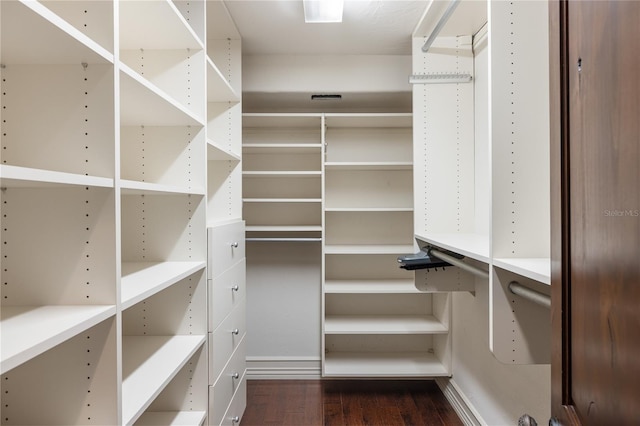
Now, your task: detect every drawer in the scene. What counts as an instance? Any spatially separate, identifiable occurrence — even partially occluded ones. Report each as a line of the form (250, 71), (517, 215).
(220, 377), (247, 426)
(209, 338), (246, 426)
(209, 301), (246, 383)
(208, 221), (245, 279)
(209, 259), (246, 331)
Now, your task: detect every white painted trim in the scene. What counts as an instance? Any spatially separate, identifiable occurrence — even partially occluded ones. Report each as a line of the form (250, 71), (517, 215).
(246, 357), (322, 380)
(436, 378), (485, 426)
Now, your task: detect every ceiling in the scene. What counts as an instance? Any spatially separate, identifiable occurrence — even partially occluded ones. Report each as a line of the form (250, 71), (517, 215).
(223, 0), (430, 56)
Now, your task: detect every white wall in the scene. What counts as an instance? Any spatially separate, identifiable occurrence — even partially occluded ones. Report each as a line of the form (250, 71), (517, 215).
(450, 286), (551, 425)
(243, 54), (412, 94)
(245, 242), (322, 377)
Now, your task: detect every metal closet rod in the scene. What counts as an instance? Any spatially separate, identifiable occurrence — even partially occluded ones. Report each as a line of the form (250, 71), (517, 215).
(428, 248), (489, 280)
(508, 281), (551, 309)
(245, 238), (322, 242)
(421, 0), (461, 53)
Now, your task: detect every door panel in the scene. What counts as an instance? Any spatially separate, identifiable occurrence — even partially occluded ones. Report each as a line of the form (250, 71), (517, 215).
(553, 0), (640, 424)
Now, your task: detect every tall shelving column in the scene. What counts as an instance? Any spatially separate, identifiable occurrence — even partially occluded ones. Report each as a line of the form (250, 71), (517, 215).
(1, 1), (119, 424)
(488, 0), (551, 365)
(118, 0), (208, 424)
(242, 113), (323, 375)
(206, 1), (247, 424)
(322, 113), (450, 377)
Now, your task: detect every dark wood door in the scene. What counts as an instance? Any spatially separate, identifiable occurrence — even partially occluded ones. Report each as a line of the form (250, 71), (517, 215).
(551, 1), (640, 424)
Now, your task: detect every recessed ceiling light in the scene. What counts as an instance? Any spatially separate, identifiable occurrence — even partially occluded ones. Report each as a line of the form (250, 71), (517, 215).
(303, 0), (344, 23)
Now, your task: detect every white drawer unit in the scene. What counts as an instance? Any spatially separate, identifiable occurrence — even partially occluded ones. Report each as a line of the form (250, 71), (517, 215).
(207, 222), (247, 424)
(208, 221), (246, 279)
(209, 338), (247, 426)
(220, 377), (247, 426)
(209, 301), (247, 383)
(209, 259), (246, 331)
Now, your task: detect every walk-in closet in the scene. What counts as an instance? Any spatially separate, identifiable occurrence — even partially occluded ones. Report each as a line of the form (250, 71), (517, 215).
(3, 0), (639, 425)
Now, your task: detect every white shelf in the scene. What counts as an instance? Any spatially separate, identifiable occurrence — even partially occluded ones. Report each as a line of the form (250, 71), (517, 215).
(324, 244), (414, 255)
(208, 141), (241, 162)
(121, 261), (206, 309)
(1, 0), (113, 65)
(323, 352), (449, 377)
(122, 335), (206, 426)
(325, 315), (448, 335)
(324, 207), (413, 212)
(120, 179), (205, 196)
(324, 279), (420, 294)
(207, 56), (239, 103)
(0, 305), (116, 374)
(120, 65), (204, 127)
(492, 258), (551, 285)
(242, 113), (323, 128)
(0, 165), (113, 188)
(324, 113), (413, 128)
(413, 0), (486, 39)
(119, 0), (203, 50)
(246, 225), (322, 232)
(135, 411), (207, 426)
(243, 198), (322, 203)
(415, 233), (490, 263)
(242, 171), (321, 178)
(243, 144), (323, 154)
(325, 162), (413, 171)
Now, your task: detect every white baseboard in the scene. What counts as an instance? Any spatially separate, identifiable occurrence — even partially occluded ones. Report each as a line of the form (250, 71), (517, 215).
(436, 377), (484, 426)
(246, 357), (322, 379)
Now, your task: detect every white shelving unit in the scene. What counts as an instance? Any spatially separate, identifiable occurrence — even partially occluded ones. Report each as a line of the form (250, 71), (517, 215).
(241, 114), (323, 375)
(242, 114), (323, 241)
(412, 0), (551, 365)
(321, 113), (451, 377)
(206, 2), (246, 424)
(1, 0), (244, 423)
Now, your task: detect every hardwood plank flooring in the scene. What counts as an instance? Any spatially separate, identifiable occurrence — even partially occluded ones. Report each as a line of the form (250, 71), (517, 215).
(240, 380), (463, 426)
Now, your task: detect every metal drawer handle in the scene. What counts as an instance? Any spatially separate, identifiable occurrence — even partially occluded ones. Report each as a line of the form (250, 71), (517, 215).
(232, 416), (240, 424)
(232, 328), (239, 335)
(232, 372), (239, 379)
(231, 285), (239, 292)
(231, 242), (239, 248)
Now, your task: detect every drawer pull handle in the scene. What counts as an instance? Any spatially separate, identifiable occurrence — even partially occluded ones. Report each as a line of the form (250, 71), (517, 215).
(231, 242), (239, 248)
(232, 416), (240, 424)
(232, 372), (239, 379)
(231, 285), (239, 292)
(232, 328), (239, 335)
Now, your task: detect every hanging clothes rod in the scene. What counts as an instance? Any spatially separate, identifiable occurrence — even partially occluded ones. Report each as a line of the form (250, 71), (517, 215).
(428, 248), (489, 280)
(245, 238), (322, 242)
(508, 281), (551, 309)
(409, 73), (473, 84)
(421, 0), (461, 53)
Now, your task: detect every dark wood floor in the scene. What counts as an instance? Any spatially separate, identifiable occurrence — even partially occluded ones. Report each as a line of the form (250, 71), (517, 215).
(240, 379), (463, 426)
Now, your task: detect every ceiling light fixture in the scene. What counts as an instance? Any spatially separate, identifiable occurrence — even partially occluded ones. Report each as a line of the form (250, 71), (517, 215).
(303, 0), (344, 23)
